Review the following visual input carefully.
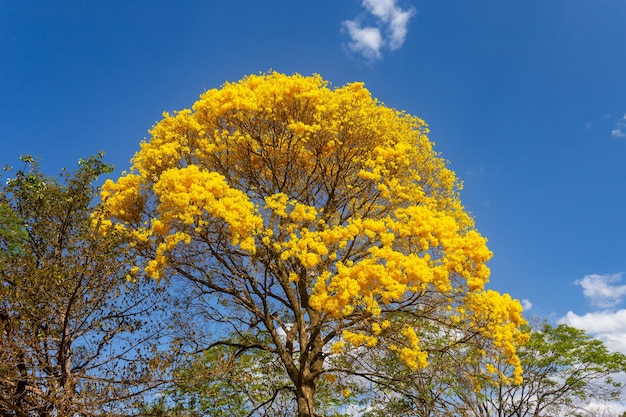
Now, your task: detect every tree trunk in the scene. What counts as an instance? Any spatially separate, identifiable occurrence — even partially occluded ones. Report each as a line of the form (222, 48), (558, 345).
(296, 380), (316, 417)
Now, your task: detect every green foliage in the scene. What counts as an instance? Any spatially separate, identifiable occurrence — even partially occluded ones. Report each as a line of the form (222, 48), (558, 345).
(0, 153), (172, 416)
(463, 322), (626, 417)
(173, 342), (289, 416)
(150, 330), (357, 417)
(0, 202), (26, 257)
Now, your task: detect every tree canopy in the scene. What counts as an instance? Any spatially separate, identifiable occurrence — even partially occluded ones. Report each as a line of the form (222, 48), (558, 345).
(97, 72), (528, 417)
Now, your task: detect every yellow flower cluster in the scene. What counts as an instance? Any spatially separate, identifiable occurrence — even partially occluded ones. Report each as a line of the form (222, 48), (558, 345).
(463, 290), (529, 383)
(153, 166), (261, 251)
(100, 174), (145, 224)
(391, 326), (428, 370)
(306, 206), (492, 319)
(99, 72), (526, 376)
(342, 330), (378, 348)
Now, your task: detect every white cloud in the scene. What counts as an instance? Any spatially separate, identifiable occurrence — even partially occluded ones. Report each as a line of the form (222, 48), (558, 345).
(560, 272), (626, 412)
(561, 273), (626, 352)
(363, 0), (414, 50)
(343, 21), (383, 60)
(559, 309), (626, 354)
(521, 299), (533, 311)
(611, 113), (626, 138)
(343, 0), (415, 61)
(560, 309), (626, 335)
(585, 401), (626, 417)
(576, 273), (626, 309)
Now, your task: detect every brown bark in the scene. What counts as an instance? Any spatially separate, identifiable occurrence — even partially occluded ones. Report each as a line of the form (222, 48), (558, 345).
(296, 378), (316, 417)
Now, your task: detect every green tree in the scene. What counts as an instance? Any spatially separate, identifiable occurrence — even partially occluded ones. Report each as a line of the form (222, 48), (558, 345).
(0, 154), (173, 416)
(98, 72), (527, 417)
(397, 322), (626, 417)
(493, 323), (626, 417)
(342, 324), (626, 417)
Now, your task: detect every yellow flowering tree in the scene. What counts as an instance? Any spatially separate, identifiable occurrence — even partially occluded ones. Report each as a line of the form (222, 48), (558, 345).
(98, 72), (527, 417)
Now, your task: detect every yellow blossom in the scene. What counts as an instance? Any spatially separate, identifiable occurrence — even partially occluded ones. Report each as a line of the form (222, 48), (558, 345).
(331, 341), (345, 354)
(99, 71), (527, 386)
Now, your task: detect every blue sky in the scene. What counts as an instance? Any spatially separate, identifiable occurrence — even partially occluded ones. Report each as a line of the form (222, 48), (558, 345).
(2, 0), (626, 401)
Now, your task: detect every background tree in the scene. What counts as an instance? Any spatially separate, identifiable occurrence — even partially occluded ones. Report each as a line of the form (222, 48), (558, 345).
(98, 72), (528, 417)
(478, 323), (626, 417)
(401, 322), (626, 417)
(317, 321), (626, 417)
(0, 154), (174, 417)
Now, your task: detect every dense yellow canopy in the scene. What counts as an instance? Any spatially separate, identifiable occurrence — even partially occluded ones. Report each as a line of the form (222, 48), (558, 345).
(98, 72), (527, 385)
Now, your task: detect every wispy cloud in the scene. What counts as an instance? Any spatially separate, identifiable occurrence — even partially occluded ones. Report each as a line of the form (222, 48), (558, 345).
(611, 113), (626, 138)
(465, 167), (485, 176)
(343, 0), (415, 61)
(576, 273), (626, 309)
(521, 299), (533, 311)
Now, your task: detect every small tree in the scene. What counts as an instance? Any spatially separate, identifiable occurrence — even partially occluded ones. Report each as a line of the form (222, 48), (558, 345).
(0, 154), (173, 416)
(98, 72), (528, 417)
